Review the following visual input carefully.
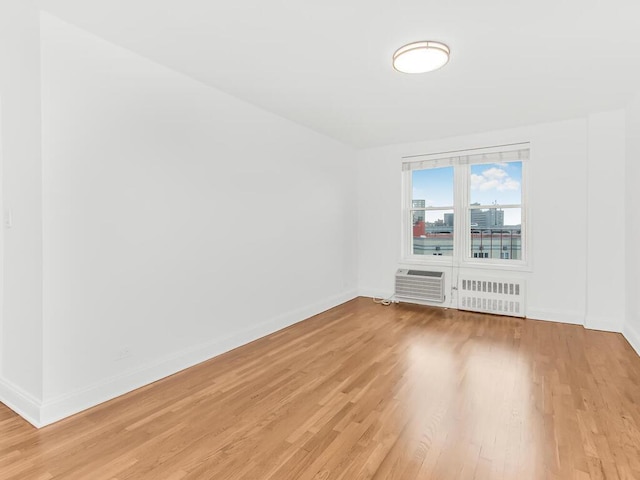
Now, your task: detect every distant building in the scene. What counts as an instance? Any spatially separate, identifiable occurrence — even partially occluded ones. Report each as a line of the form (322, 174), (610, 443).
(412, 200), (425, 223)
(470, 203), (504, 229)
(444, 213), (454, 227)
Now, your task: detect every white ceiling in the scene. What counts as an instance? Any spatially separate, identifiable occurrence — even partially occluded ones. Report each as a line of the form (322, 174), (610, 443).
(39, 0), (640, 148)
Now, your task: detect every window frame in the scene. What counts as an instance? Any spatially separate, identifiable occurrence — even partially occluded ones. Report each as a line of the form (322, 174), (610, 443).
(401, 144), (531, 271)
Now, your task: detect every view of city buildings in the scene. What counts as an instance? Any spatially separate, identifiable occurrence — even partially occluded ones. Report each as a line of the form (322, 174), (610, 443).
(412, 203), (522, 259)
(410, 161), (523, 260)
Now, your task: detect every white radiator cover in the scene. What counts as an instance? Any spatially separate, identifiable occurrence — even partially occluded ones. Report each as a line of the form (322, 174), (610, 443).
(458, 275), (525, 318)
(395, 269), (445, 304)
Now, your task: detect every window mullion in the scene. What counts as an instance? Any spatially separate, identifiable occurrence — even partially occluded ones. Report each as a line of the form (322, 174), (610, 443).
(411, 206), (455, 211)
(402, 169), (412, 258)
(453, 164), (468, 264)
(471, 204), (521, 209)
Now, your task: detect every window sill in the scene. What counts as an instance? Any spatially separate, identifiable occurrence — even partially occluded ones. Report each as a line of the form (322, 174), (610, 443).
(458, 260), (532, 273)
(401, 256), (454, 266)
(400, 256), (532, 273)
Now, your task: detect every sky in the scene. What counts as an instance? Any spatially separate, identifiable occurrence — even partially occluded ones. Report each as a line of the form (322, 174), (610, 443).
(412, 162), (522, 225)
(412, 166), (454, 206)
(469, 162), (522, 205)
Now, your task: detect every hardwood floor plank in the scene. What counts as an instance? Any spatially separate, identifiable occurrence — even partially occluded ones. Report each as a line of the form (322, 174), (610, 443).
(1, 297), (639, 479)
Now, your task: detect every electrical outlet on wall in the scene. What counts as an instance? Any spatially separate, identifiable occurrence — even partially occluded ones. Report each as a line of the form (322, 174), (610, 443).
(115, 346), (132, 361)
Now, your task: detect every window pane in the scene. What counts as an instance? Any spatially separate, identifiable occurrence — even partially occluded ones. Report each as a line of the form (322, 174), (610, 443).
(470, 208), (521, 260)
(412, 209), (454, 256)
(470, 161), (522, 206)
(412, 167), (454, 207)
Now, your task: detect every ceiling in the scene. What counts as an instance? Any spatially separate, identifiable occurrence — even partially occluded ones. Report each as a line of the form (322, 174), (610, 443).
(38, 0), (640, 148)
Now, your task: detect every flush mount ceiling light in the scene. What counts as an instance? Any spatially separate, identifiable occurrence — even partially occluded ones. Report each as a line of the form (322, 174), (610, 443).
(393, 41), (450, 74)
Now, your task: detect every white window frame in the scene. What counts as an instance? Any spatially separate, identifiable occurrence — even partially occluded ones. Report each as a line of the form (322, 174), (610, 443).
(401, 143), (531, 272)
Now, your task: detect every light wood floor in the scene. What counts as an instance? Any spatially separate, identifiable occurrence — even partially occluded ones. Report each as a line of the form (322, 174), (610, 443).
(1, 298), (640, 480)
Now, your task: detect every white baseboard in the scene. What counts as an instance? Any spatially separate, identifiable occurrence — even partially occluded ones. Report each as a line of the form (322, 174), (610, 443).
(0, 376), (43, 428)
(525, 308), (584, 326)
(357, 288), (394, 301)
(360, 292), (588, 325)
(38, 289), (358, 427)
(584, 316), (623, 333)
(623, 322), (640, 357)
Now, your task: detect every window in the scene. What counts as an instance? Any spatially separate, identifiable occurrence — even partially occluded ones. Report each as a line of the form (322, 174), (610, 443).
(402, 145), (529, 267)
(410, 167), (454, 256)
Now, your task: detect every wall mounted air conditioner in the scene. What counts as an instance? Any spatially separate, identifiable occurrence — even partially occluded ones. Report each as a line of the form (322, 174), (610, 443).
(395, 269), (445, 304)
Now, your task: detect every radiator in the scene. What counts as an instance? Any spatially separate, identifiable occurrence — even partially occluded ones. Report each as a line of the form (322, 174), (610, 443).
(458, 275), (525, 317)
(395, 269), (445, 304)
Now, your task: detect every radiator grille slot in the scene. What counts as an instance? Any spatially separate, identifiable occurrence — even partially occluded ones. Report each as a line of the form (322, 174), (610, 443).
(395, 269), (444, 303)
(459, 276), (525, 317)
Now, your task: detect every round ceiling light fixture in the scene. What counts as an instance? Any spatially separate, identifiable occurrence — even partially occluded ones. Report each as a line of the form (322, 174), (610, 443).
(392, 41), (450, 74)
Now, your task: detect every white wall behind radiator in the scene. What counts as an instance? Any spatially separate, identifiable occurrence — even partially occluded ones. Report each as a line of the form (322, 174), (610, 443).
(357, 112), (627, 331)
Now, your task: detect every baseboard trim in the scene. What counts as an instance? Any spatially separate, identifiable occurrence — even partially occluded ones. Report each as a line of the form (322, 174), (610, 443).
(359, 293), (588, 325)
(0, 376), (42, 428)
(357, 288), (394, 301)
(584, 316), (623, 333)
(523, 308), (584, 326)
(38, 289), (358, 427)
(623, 322), (640, 357)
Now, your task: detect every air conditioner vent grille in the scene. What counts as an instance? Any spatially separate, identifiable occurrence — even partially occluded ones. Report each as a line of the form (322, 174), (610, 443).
(407, 270), (442, 277)
(395, 269), (444, 304)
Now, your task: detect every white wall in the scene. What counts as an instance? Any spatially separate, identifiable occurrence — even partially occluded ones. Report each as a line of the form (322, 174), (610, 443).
(586, 110), (626, 332)
(625, 94), (640, 354)
(39, 14), (357, 424)
(0, 1), (45, 423)
(358, 113), (627, 329)
(0, 8), (635, 429)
